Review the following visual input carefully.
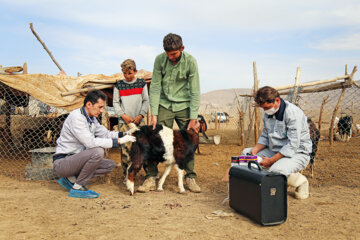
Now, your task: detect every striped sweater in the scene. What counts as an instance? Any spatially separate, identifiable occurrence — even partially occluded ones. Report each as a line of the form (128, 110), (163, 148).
(113, 78), (149, 123)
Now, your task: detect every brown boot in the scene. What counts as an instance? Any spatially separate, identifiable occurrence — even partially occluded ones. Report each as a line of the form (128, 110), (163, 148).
(137, 177), (156, 193)
(186, 178), (201, 193)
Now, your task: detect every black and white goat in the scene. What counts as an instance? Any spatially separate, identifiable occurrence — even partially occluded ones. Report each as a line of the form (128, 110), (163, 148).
(125, 123), (199, 195)
(337, 115), (353, 142)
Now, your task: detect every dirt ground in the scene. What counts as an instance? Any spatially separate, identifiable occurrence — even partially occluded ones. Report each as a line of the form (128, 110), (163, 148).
(0, 138), (360, 240)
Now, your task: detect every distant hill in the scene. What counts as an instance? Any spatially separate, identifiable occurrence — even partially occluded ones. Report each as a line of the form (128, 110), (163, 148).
(200, 88), (251, 112)
(199, 81), (360, 121)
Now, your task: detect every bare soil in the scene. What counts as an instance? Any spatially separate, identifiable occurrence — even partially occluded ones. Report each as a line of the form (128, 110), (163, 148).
(0, 138), (359, 240)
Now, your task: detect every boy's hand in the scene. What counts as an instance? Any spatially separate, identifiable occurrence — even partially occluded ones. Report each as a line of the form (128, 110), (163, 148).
(132, 115), (143, 125)
(121, 114), (133, 124)
(150, 115), (157, 130)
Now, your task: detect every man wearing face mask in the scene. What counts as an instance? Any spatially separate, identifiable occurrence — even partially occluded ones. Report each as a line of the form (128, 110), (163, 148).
(241, 86), (312, 199)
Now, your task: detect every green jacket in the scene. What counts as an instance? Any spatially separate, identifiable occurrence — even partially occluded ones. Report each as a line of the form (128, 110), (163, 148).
(149, 51), (200, 119)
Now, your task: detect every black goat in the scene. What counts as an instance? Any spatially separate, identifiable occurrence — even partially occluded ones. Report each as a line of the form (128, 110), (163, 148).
(337, 115), (353, 142)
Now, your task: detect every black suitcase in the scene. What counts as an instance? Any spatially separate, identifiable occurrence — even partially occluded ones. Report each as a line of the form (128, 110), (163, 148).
(229, 161), (287, 226)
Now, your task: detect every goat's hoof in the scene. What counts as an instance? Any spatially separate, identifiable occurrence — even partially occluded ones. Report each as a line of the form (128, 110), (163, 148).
(156, 188), (164, 192)
(179, 190), (187, 194)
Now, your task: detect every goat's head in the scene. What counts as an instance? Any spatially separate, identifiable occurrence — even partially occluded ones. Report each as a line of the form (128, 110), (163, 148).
(197, 115), (209, 139)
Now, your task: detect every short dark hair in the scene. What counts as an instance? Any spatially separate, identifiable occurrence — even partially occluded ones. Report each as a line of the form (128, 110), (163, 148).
(255, 86), (280, 106)
(163, 33), (183, 52)
(84, 89), (107, 106)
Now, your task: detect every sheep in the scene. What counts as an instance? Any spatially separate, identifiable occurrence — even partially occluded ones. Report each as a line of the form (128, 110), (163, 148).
(337, 115), (353, 142)
(125, 123), (200, 195)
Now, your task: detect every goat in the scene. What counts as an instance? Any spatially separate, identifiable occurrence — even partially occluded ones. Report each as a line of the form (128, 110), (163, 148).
(307, 118), (320, 177)
(337, 115), (353, 142)
(125, 123), (200, 195)
(197, 114), (208, 154)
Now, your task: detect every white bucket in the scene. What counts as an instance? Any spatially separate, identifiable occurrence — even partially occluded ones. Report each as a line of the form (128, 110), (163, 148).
(213, 135), (221, 145)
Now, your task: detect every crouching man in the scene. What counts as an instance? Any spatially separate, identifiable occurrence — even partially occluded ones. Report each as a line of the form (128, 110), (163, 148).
(243, 86), (312, 199)
(53, 90), (136, 198)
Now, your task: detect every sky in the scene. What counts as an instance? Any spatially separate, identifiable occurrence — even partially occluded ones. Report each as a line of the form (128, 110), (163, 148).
(1, 0), (360, 93)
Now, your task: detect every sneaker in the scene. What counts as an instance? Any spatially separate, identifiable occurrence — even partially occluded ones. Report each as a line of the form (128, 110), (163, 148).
(185, 178), (201, 193)
(57, 177), (74, 191)
(137, 177), (156, 193)
(68, 186), (100, 199)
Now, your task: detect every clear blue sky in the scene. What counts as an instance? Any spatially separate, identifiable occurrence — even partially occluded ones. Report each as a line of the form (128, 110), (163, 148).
(1, 0), (359, 93)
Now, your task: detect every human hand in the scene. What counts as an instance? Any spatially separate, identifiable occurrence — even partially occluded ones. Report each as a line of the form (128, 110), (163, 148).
(119, 135), (136, 144)
(187, 119), (199, 133)
(249, 148), (258, 156)
(121, 114), (133, 124)
(132, 115), (143, 125)
(150, 115), (157, 130)
(259, 157), (273, 168)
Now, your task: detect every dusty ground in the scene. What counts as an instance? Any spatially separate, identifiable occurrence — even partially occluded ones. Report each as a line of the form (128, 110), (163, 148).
(0, 138), (360, 240)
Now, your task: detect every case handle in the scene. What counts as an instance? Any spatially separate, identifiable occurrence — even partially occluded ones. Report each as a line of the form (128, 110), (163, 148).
(248, 160), (262, 171)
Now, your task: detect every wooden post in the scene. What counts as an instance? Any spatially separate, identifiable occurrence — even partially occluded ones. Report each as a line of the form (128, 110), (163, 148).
(235, 90), (245, 146)
(292, 67), (301, 104)
(22, 62), (28, 74)
(253, 61), (259, 145)
(246, 99), (254, 143)
(318, 95), (329, 136)
(29, 22), (65, 72)
(101, 105), (110, 158)
(215, 111), (218, 130)
(22, 62), (30, 115)
(330, 88), (346, 146)
(240, 111), (245, 146)
(146, 110), (150, 125)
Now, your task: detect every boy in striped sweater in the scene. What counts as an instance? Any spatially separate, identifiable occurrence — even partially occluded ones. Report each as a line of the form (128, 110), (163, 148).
(113, 59), (149, 177)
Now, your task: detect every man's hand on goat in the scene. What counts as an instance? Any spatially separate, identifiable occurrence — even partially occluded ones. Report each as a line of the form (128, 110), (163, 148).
(119, 135), (136, 144)
(187, 119), (199, 133)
